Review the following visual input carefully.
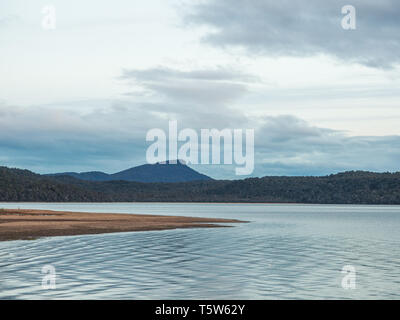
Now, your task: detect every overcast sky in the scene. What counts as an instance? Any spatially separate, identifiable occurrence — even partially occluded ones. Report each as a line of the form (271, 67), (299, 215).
(1, 0), (400, 178)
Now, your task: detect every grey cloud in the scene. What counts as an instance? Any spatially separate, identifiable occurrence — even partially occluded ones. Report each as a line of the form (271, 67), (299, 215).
(0, 100), (161, 173)
(256, 115), (337, 143)
(122, 66), (257, 82)
(121, 66), (257, 106)
(1, 100), (400, 178)
(0, 97), (249, 173)
(120, 66), (256, 130)
(251, 115), (400, 176)
(185, 0), (400, 68)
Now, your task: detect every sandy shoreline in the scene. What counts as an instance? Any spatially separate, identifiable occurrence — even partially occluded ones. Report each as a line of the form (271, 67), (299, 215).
(0, 209), (245, 241)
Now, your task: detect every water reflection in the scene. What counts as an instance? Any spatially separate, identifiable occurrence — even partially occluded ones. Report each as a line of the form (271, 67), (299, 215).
(0, 203), (399, 299)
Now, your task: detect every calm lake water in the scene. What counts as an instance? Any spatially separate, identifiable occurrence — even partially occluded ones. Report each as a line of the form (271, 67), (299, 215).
(0, 203), (399, 299)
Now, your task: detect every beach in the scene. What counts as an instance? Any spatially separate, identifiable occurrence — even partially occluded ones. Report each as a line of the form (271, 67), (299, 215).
(0, 209), (244, 241)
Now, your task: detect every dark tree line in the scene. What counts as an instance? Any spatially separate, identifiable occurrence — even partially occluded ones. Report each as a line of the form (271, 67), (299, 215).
(1, 166), (400, 204)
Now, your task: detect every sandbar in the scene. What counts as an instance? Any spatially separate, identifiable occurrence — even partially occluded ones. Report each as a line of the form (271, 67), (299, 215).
(0, 209), (245, 241)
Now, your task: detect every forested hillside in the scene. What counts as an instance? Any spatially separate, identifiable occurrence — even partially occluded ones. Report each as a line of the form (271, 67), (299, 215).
(0, 167), (106, 201)
(1, 166), (400, 204)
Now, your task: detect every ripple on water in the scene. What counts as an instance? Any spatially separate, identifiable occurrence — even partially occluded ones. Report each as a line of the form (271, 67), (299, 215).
(1, 203), (400, 299)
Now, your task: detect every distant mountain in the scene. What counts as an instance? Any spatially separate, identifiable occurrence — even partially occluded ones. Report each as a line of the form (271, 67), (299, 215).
(46, 160), (212, 183)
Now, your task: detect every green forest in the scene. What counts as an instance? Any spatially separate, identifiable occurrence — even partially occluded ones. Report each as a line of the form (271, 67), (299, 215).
(1, 166), (400, 204)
